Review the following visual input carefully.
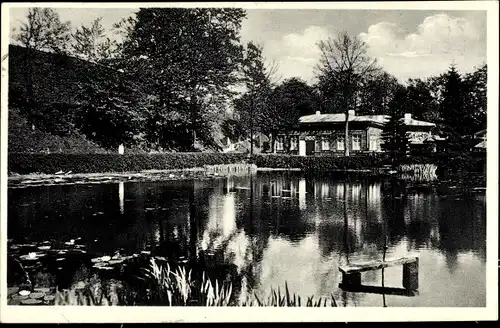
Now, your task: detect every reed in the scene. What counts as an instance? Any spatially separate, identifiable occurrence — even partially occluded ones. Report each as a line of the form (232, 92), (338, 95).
(204, 163), (257, 176)
(398, 164), (438, 182)
(52, 258), (338, 307)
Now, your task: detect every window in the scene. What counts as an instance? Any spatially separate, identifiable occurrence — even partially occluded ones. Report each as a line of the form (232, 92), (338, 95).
(352, 134), (361, 151)
(276, 137), (284, 151)
(290, 137), (298, 150)
(337, 135), (345, 151)
(369, 136), (380, 151)
(322, 137), (330, 151)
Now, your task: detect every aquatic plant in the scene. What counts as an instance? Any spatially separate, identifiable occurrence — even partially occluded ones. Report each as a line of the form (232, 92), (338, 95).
(50, 258), (337, 307)
(242, 281), (338, 307)
(398, 164), (438, 182)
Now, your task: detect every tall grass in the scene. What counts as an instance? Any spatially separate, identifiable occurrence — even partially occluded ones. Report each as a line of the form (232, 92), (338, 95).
(399, 164), (438, 182)
(52, 258), (337, 307)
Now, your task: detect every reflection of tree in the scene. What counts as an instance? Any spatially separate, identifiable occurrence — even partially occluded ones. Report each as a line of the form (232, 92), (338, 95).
(435, 197), (486, 273)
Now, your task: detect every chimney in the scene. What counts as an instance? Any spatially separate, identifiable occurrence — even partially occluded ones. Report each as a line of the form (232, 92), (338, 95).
(348, 109), (356, 117)
(316, 110), (321, 115)
(404, 113), (412, 121)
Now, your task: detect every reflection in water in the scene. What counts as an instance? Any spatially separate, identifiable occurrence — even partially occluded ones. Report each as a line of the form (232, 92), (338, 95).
(8, 173), (486, 307)
(118, 182), (125, 215)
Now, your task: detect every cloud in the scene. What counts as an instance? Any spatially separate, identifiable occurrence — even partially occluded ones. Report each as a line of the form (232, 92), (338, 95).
(264, 26), (330, 84)
(359, 13), (486, 80)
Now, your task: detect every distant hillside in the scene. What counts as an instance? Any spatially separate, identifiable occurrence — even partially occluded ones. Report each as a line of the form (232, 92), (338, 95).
(7, 45), (108, 153)
(8, 44), (91, 106)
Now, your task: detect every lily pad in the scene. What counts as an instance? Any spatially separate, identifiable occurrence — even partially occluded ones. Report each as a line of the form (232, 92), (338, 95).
(21, 298), (43, 305)
(37, 245), (51, 250)
(11, 294), (29, 301)
(56, 258), (65, 261)
(108, 259), (124, 265)
(93, 265), (113, 270)
(34, 287), (51, 293)
(8, 287), (20, 295)
(29, 292), (45, 299)
(44, 295), (55, 302)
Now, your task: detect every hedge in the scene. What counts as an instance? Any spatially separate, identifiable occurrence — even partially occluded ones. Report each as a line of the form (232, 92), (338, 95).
(251, 154), (387, 172)
(8, 152), (483, 175)
(8, 152), (390, 175)
(8, 153), (249, 174)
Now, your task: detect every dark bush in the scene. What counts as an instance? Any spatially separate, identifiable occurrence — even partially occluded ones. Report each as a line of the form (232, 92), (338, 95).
(8, 153), (249, 174)
(10, 152), (482, 176)
(250, 154), (388, 172)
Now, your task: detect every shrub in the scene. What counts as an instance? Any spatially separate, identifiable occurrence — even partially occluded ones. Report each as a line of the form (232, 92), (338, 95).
(8, 153), (249, 174)
(251, 154), (388, 172)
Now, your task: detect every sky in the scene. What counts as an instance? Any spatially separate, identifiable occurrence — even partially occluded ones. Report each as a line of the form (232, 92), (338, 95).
(8, 6), (488, 84)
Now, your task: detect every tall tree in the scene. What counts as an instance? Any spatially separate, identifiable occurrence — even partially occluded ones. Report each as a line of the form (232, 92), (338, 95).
(235, 41), (277, 155)
(382, 86), (409, 167)
(439, 64), (468, 144)
(12, 8), (71, 122)
(404, 78), (440, 122)
(316, 31), (379, 156)
(70, 17), (113, 63)
(358, 71), (400, 116)
(463, 64), (487, 134)
(118, 8), (246, 150)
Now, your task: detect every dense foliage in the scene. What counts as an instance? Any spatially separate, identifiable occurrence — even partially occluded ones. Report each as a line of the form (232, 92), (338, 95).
(9, 8), (487, 164)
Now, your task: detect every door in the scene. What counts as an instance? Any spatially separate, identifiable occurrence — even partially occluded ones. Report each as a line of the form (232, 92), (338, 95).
(305, 140), (315, 156)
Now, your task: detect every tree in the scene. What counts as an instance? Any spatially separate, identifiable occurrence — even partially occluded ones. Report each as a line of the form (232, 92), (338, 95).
(439, 64), (468, 145)
(12, 8), (71, 122)
(70, 17), (113, 63)
(118, 8), (246, 150)
(358, 72), (400, 116)
(316, 31), (379, 156)
(235, 41), (277, 155)
(382, 86), (409, 166)
(405, 78), (440, 122)
(73, 66), (148, 149)
(463, 64), (487, 133)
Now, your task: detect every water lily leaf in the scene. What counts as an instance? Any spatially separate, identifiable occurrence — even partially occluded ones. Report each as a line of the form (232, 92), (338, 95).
(8, 287), (20, 295)
(44, 295), (55, 301)
(108, 259), (123, 265)
(29, 292), (45, 299)
(21, 298), (43, 305)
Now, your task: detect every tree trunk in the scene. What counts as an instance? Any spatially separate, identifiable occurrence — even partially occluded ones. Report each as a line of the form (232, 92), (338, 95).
(191, 96), (197, 150)
(249, 92), (254, 156)
(344, 110), (350, 157)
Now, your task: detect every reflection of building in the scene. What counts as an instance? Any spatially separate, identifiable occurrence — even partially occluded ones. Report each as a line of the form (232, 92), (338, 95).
(273, 110), (438, 156)
(298, 179), (306, 210)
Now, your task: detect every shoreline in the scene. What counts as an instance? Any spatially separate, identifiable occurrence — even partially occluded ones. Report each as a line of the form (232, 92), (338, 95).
(7, 167), (387, 188)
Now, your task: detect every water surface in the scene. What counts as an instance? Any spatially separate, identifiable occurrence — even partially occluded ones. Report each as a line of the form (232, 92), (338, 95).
(8, 172), (486, 307)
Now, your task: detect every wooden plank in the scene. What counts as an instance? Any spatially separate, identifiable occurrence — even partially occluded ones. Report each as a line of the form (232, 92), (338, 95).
(338, 283), (419, 297)
(339, 256), (418, 274)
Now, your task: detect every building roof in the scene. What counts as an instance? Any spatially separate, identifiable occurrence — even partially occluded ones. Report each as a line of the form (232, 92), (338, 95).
(474, 129), (486, 138)
(402, 117), (436, 127)
(300, 112), (435, 128)
(300, 113), (388, 125)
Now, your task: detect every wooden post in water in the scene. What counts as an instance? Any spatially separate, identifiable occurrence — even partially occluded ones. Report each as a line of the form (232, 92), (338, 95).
(402, 257), (419, 290)
(343, 272), (361, 286)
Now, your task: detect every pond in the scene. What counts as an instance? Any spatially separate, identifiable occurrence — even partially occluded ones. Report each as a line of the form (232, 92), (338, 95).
(7, 172), (486, 307)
